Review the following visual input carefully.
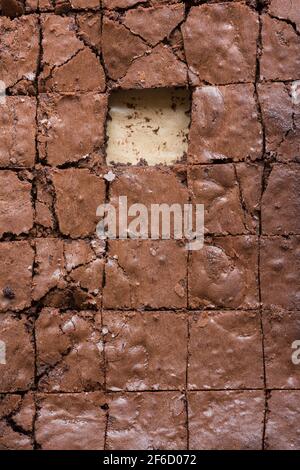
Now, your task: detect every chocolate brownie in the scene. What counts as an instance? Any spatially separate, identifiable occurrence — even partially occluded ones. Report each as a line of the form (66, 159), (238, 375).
(188, 85), (263, 163)
(0, 393), (35, 450)
(258, 82), (300, 162)
(0, 171), (33, 237)
(39, 14), (105, 93)
(51, 169), (106, 238)
(189, 163), (262, 235)
(36, 309), (104, 392)
(182, 3), (258, 85)
(188, 311), (264, 389)
(109, 166), (188, 235)
(38, 93), (107, 166)
(0, 315), (34, 392)
(260, 236), (300, 310)
(188, 236), (259, 309)
(0, 242), (34, 312)
(0, 0), (299, 452)
(123, 4), (185, 47)
(261, 164), (300, 235)
(35, 392), (107, 450)
(188, 391), (265, 450)
(103, 240), (187, 309)
(265, 391), (300, 450)
(0, 97), (36, 168)
(32, 238), (105, 308)
(103, 310), (187, 391)
(260, 13), (300, 81)
(106, 392), (187, 450)
(268, 0), (300, 31)
(263, 310), (300, 389)
(0, 15), (39, 93)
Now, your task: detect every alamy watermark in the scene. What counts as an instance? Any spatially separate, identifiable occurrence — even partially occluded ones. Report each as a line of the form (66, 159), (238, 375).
(0, 340), (6, 365)
(0, 81), (6, 105)
(291, 340), (300, 365)
(96, 196), (204, 251)
(291, 81), (300, 105)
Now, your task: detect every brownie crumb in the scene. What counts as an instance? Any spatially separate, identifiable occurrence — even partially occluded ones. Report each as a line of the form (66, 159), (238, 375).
(3, 286), (15, 300)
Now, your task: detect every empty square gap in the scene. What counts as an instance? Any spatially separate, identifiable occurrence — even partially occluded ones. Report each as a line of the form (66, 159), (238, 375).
(106, 88), (191, 166)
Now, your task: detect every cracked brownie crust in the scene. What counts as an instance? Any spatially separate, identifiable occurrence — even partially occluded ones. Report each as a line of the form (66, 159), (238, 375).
(0, 0), (299, 452)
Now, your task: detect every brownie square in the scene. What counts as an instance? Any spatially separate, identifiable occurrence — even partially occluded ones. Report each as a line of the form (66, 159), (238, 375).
(0, 171), (33, 237)
(33, 239), (105, 309)
(0, 394), (35, 450)
(36, 309), (104, 392)
(263, 310), (300, 389)
(0, 97), (36, 168)
(38, 93), (107, 166)
(109, 166), (188, 236)
(260, 237), (300, 310)
(261, 164), (300, 235)
(122, 4), (185, 47)
(39, 14), (105, 93)
(102, 13), (187, 89)
(51, 169), (106, 238)
(188, 85), (263, 164)
(188, 236), (259, 309)
(182, 3), (258, 85)
(188, 391), (265, 450)
(103, 311), (187, 391)
(0, 241), (34, 312)
(35, 392), (107, 450)
(258, 82), (300, 162)
(265, 391), (300, 450)
(189, 164), (262, 235)
(107, 392), (187, 450)
(0, 315), (35, 392)
(103, 240), (187, 309)
(261, 14), (300, 81)
(188, 311), (264, 390)
(0, 15), (39, 92)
